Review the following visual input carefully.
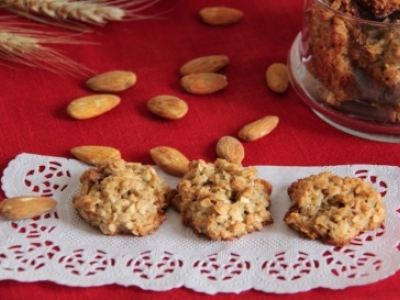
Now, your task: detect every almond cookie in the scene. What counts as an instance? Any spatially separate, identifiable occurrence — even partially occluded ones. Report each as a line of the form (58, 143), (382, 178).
(284, 172), (386, 246)
(72, 158), (171, 236)
(173, 158), (273, 241)
(306, 0), (400, 123)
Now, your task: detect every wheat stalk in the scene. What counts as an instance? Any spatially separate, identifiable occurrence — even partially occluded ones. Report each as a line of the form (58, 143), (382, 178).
(0, 21), (92, 75)
(0, 0), (162, 30)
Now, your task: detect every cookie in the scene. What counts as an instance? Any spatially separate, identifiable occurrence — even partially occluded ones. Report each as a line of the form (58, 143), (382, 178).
(72, 158), (171, 236)
(173, 158), (273, 241)
(306, 0), (400, 123)
(355, 0), (400, 19)
(284, 172), (386, 246)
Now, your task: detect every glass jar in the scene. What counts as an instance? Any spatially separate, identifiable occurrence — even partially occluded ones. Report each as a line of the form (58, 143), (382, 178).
(288, 0), (400, 142)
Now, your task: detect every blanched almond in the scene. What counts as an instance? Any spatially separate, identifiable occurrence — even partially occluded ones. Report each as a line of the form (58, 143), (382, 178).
(238, 116), (279, 141)
(86, 70), (137, 92)
(199, 7), (243, 26)
(266, 63), (289, 93)
(71, 145), (121, 165)
(216, 136), (244, 164)
(67, 94), (120, 120)
(181, 72), (227, 95)
(150, 146), (190, 177)
(180, 55), (229, 76)
(0, 196), (57, 220)
(147, 95), (188, 120)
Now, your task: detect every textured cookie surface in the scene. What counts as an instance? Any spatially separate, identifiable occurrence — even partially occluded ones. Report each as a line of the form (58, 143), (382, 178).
(73, 159), (171, 236)
(305, 0), (400, 123)
(284, 172), (386, 246)
(173, 159), (273, 240)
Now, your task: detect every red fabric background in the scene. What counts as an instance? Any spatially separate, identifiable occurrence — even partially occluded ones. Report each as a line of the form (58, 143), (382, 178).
(1, 0), (400, 298)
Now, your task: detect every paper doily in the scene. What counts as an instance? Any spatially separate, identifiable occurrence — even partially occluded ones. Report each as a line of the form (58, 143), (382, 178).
(1, 153), (400, 294)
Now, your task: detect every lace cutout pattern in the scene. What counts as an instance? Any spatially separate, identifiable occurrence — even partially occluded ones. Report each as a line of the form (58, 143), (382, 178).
(1, 153), (400, 294)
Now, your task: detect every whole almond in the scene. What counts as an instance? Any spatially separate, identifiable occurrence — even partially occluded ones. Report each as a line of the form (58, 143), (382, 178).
(150, 146), (190, 177)
(71, 145), (121, 165)
(199, 6), (243, 26)
(216, 136), (245, 164)
(238, 115), (279, 141)
(67, 94), (121, 120)
(86, 70), (137, 92)
(0, 196), (57, 220)
(181, 72), (227, 95)
(147, 95), (188, 120)
(180, 55), (229, 76)
(266, 63), (289, 93)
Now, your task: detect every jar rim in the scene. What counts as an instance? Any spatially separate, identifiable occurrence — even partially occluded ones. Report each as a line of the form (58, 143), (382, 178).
(313, 0), (400, 27)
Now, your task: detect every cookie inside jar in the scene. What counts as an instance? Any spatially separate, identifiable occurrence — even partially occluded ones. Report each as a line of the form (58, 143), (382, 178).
(294, 0), (400, 135)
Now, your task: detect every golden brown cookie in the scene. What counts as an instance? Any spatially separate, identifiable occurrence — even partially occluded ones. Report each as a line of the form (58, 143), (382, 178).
(306, 0), (400, 122)
(355, 0), (400, 19)
(284, 172), (386, 246)
(173, 159), (273, 241)
(73, 158), (171, 236)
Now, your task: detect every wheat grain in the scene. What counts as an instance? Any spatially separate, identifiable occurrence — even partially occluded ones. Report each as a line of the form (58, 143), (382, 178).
(0, 22), (92, 75)
(0, 0), (161, 29)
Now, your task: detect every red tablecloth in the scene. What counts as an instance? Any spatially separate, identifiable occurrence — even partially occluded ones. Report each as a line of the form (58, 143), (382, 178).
(1, 0), (400, 298)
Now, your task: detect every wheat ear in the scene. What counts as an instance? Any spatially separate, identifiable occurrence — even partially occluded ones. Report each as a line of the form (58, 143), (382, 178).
(0, 22), (92, 75)
(0, 0), (163, 31)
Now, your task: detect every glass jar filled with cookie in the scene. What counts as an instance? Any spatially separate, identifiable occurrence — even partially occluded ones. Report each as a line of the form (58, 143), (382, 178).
(288, 0), (400, 142)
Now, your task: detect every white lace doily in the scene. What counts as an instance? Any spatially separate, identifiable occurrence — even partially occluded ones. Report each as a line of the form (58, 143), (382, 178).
(1, 153), (400, 294)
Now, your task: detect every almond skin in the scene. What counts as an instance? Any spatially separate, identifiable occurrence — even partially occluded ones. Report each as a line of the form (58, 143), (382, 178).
(181, 72), (228, 95)
(147, 95), (188, 120)
(266, 63), (289, 93)
(67, 94), (121, 120)
(86, 70), (137, 92)
(199, 6), (243, 26)
(238, 116), (279, 141)
(216, 136), (245, 164)
(180, 55), (229, 76)
(0, 196), (57, 220)
(150, 146), (190, 177)
(71, 145), (121, 166)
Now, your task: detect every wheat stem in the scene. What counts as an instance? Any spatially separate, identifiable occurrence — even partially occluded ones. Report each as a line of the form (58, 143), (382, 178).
(0, 22), (92, 75)
(0, 0), (160, 28)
